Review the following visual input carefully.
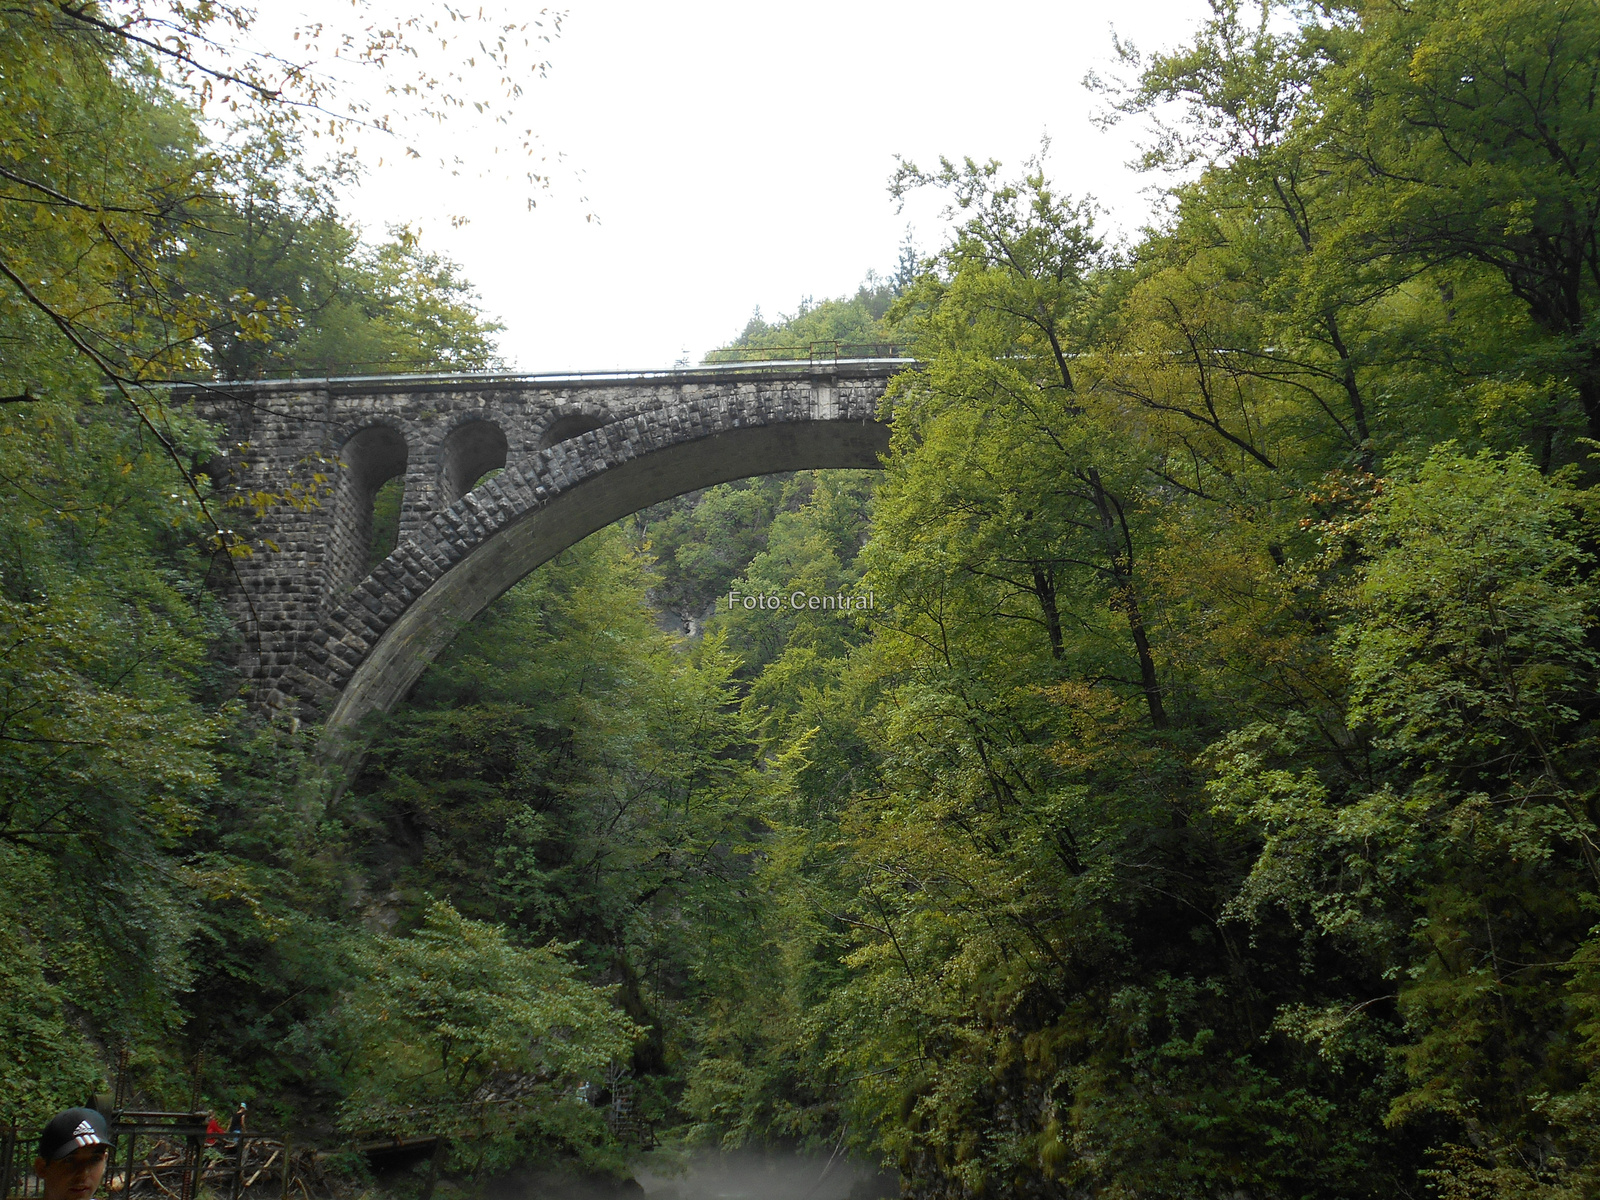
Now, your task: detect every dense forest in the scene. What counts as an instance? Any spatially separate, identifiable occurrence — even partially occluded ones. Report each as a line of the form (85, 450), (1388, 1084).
(6, 0), (1600, 1197)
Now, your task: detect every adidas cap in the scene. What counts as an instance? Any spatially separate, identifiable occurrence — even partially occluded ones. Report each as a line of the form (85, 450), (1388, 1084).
(37, 1109), (111, 1162)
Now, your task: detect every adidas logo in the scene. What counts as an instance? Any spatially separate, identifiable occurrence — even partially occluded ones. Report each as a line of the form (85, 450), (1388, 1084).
(67, 1119), (105, 1150)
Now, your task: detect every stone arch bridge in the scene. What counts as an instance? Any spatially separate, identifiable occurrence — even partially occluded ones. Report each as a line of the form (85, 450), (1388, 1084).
(182, 358), (903, 766)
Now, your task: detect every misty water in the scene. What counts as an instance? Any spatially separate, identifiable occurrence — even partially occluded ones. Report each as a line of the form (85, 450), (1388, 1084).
(495, 1149), (899, 1200)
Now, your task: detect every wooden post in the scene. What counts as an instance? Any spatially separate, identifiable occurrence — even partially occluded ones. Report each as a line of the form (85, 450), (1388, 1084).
(279, 1141), (291, 1200)
(229, 1136), (248, 1200)
(113, 1049), (131, 1113)
(180, 1124), (201, 1200)
(1, 1122), (15, 1200)
(123, 1125), (138, 1200)
(187, 1055), (204, 1115)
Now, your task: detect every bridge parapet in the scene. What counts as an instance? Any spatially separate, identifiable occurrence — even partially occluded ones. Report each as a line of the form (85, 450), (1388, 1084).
(182, 359), (906, 750)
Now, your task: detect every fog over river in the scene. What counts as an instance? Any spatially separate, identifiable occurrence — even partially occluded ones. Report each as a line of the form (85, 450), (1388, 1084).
(493, 1149), (899, 1200)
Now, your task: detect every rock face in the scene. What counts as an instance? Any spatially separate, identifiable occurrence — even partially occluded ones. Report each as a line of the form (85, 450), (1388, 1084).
(184, 360), (899, 757)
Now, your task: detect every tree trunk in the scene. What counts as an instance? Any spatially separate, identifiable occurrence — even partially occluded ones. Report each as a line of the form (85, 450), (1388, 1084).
(1580, 370), (1600, 448)
(1085, 469), (1167, 729)
(1123, 588), (1168, 730)
(1323, 313), (1372, 462)
(1030, 562), (1064, 660)
(419, 1137), (446, 1200)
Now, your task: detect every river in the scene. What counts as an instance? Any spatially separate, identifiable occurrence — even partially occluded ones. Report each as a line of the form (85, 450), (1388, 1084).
(499, 1148), (899, 1199)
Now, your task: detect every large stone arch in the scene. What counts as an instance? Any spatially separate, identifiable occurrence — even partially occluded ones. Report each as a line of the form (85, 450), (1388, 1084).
(255, 378), (892, 772)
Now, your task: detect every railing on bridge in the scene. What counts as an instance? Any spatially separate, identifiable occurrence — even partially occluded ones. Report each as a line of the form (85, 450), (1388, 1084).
(162, 342), (913, 385)
(702, 340), (910, 364)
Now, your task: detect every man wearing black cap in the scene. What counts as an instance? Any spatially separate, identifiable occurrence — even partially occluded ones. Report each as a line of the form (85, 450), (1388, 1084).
(33, 1108), (112, 1200)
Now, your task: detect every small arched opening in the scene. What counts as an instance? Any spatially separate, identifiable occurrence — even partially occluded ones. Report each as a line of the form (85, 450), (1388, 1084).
(326, 423), (409, 597)
(439, 419), (510, 507)
(538, 411), (609, 450)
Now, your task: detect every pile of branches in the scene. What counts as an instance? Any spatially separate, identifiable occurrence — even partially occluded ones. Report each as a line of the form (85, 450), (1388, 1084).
(109, 1139), (331, 1200)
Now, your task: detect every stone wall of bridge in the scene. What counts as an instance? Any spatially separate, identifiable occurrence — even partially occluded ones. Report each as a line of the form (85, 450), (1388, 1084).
(183, 362), (898, 751)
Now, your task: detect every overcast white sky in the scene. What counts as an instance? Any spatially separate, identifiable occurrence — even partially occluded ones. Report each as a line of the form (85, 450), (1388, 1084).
(290, 1), (1212, 371)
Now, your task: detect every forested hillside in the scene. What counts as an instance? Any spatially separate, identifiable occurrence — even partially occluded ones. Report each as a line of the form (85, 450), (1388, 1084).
(7, 1), (1600, 1198)
(0, 0), (631, 1178)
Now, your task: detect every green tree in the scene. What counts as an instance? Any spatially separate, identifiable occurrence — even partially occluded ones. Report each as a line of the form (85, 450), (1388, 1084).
(337, 901), (640, 1189)
(0, 0), (508, 1126)
(709, 272), (904, 361)
(1313, 0), (1600, 455)
(885, 154), (1167, 722)
(1209, 449), (1600, 1194)
(181, 131), (505, 379)
(348, 528), (776, 1132)
(0, 398), (226, 1109)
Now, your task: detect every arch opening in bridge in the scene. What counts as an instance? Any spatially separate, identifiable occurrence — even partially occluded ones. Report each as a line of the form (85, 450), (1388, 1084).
(326, 424), (409, 597)
(539, 410), (609, 450)
(439, 419), (509, 506)
(316, 417), (889, 773)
